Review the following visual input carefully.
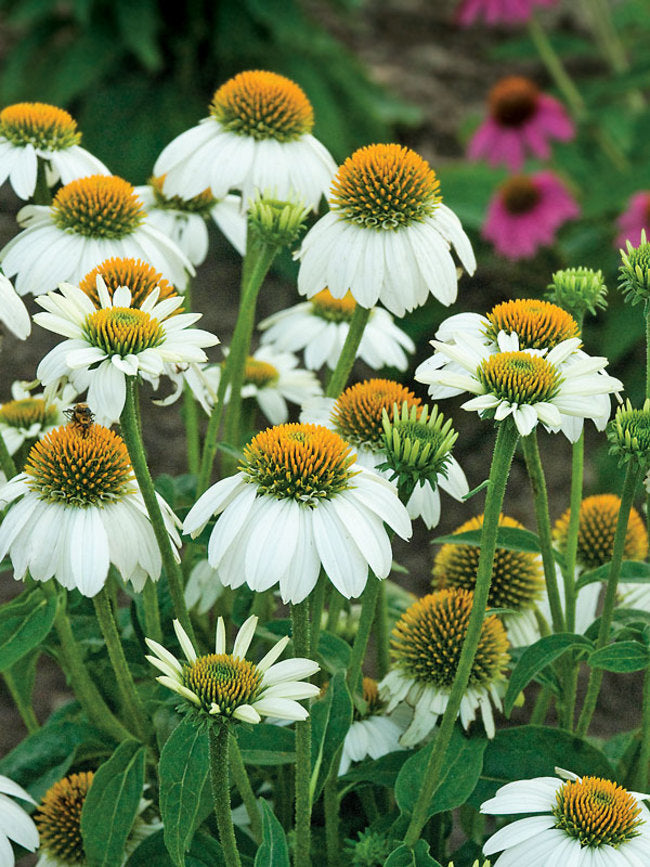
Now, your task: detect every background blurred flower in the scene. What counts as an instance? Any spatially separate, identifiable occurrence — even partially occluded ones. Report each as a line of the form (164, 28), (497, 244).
(457, 0), (558, 26)
(482, 172), (579, 260)
(616, 191), (650, 249)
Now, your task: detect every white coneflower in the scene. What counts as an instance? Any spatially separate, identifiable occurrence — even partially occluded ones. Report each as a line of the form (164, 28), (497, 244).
(146, 614), (320, 724)
(338, 678), (405, 775)
(135, 176), (247, 264)
(0, 381), (75, 456)
(417, 331), (622, 438)
(258, 288), (415, 371)
(0, 420), (180, 596)
(34, 280), (218, 423)
(297, 143), (476, 317)
(0, 101), (108, 200)
(0, 174), (193, 295)
(0, 774), (39, 866)
(183, 422), (411, 603)
(0, 274), (31, 339)
(154, 69), (336, 211)
(481, 768), (650, 866)
(380, 589), (510, 746)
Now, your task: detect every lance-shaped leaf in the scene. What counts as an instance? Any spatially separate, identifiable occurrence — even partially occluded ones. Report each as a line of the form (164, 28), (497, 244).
(310, 670), (353, 801)
(0, 588), (57, 670)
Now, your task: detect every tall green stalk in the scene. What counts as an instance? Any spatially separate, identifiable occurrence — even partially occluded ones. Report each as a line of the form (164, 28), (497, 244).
(2, 670), (39, 734)
(229, 737), (262, 842)
(0, 433), (16, 480)
(346, 574), (381, 700)
(209, 725), (241, 867)
(403, 419), (519, 848)
(291, 599), (312, 866)
(120, 377), (196, 645)
(576, 463), (642, 737)
(326, 305), (371, 399)
(638, 666), (650, 790)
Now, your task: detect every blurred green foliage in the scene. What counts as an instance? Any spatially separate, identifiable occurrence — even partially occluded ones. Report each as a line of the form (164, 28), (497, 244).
(0, 0), (420, 181)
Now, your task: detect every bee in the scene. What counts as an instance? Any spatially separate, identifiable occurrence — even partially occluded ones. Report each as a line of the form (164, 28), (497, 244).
(64, 402), (95, 436)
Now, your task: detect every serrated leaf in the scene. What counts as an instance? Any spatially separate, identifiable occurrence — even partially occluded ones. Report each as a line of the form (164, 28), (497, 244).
(395, 728), (486, 820)
(254, 800), (289, 867)
(504, 633), (594, 716)
(159, 718), (210, 866)
(588, 640), (650, 672)
(0, 588), (58, 671)
(81, 740), (146, 867)
(310, 670), (353, 801)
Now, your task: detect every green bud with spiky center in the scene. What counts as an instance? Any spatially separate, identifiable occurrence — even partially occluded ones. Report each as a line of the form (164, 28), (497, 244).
(247, 191), (309, 248)
(618, 230), (650, 312)
(344, 830), (397, 866)
(378, 400), (458, 503)
(607, 398), (650, 468)
(546, 266), (607, 320)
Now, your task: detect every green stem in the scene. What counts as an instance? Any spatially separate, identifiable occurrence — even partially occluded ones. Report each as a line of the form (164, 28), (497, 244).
(196, 362), (231, 496)
(576, 462), (642, 737)
(346, 575), (381, 700)
(291, 600), (312, 867)
(326, 305), (371, 398)
(229, 737), (262, 843)
(184, 385), (201, 476)
(326, 590), (345, 634)
(43, 585), (131, 742)
(0, 433), (16, 480)
(581, 0), (644, 109)
(323, 774), (340, 867)
(32, 158), (52, 205)
(564, 434), (584, 633)
(403, 419), (519, 849)
(527, 16), (586, 119)
(638, 665), (650, 790)
(521, 433), (565, 633)
(529, 684), (553, 726)
(92, 587), (150, 741)
(209, 725), (241, 867)
(374, 580), (390, 680)
(2, 669), (39, 733)
(120, 377), (196, 645)
(309, 574), (327, 658)
(142, 580), (162, 644)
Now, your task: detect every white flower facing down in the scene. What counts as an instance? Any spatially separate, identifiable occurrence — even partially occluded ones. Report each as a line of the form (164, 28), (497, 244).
(258, 289), (415, 372)
(417, 331), (622, 439)
(380, 589), (510, 747)
(34, 281), (219, 424)
(0, 274), (30, 340)
(481, 768), (650, 867)
(146, 614), (320, 724)
(0, 774), (38, 866)
(154, 69), (336, 211)
(0, 174), (193, 296)
(0, 101), (109, 201)
(134, 180), (247, 265)
(0, 381), (77, 456)
(297, 143), (476, 318)
(338, 678), (406, 776)
(0, 421), (181, 597)
(183, 423), (412, 603)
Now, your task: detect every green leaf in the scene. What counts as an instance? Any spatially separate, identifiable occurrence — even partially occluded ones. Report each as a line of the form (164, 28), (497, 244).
(254, 800), (290, 867)
(158, 718), (210, 866)
(341, 750), (411, 788)
(0, 588), (58, 671)
(235, 724), (295, 766)
(385, 840), (443, 866)
(81, 740), (146, 867)
(469, 725), (616, 807)
(317, 630), (351, 673)
(577, 560), (650, 589)
(126, 829), (230, 866)
(432, 525), (542, 554)
(310, 670), (353, 801)
(588, 640), (650, 672)
(504, 633), (594, 716)
(395, 728), (486, 820)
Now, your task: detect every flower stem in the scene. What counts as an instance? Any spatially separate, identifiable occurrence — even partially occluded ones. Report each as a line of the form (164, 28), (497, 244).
(229, 737), (262, 843)
(184, 384), (201, 476)
(209, 724), (241, 867)
(92, 587), (150, 742)
(0, 433), (16, 480)
(638, 665), (650, 790)
(529, 684), (553, 725)
(323, 773), (340, 866)
(142, 579), (162, 645)
(563, 433), (584, 633)
(326, 305), (371, 398)
(374, 580), (390, 680)
(2, 669), (39, 733)
(527, 15), (586, 119)
(291, 599), (312, 867)
(42, 584), (131, 742)
(403, 419), (519, 849)
(326, 590), (345, 634)
(310, 573), (327, 658)
(346, 574), (380, 700)
(521, 432), (565, 633)
(120, 376), (196, 645)
(576, 462), (642, 737)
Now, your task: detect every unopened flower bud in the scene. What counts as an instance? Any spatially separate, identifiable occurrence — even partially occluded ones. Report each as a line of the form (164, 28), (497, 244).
(607, 398), (650, 468)
(546, 266), (607, 320)
(619, 229), (650, 310)
(247, 191), (309, 248)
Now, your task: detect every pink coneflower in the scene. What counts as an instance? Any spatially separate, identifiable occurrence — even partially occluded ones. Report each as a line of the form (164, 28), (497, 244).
(616, 191), (650, 249)
(468, 77), (574, 171)
(482, 172), (579, 260)
(457, 0), (558, 26)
